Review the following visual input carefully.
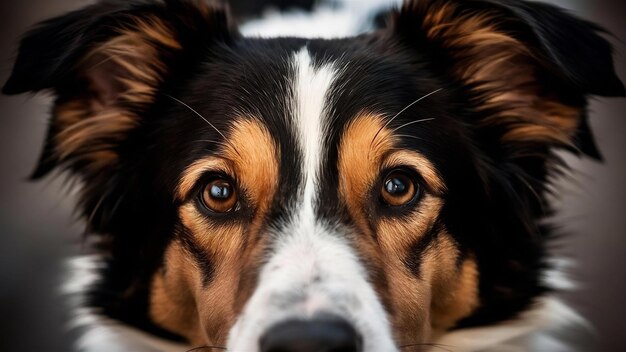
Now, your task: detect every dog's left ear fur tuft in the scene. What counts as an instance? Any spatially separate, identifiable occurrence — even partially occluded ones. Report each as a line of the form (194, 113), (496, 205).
(392, 0), (624, 162)
(3, 0), (232, 95)
(3, 0), (233, 233)
(3, 0), (233, 179)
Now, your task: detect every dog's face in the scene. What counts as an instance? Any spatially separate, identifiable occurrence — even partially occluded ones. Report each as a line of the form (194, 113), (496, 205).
(150, 45), (470, 349)
(4, 0), (623, 351)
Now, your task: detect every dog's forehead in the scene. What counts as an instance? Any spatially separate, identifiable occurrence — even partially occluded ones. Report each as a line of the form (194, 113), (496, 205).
(169, 38), (454, 214)
(189, 38), (442, 126)
(195, 40), (445, 144)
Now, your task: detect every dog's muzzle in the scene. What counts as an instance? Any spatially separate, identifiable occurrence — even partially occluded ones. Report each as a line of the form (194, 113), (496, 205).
(226, 225), (397, 352)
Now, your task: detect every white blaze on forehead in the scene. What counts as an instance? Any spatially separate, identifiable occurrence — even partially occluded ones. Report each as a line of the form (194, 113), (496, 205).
(226, 48), (397, 351)
(292, 47), (335, 217)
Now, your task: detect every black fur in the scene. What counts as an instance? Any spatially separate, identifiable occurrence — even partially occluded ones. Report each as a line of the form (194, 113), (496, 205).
(3, 0), (624, 345)
(390, 0), (624, 326)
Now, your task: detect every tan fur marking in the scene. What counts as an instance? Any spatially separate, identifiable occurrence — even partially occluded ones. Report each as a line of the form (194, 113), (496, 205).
(376, 195), (443, 343)
(337, 112), (405, 335)
(377, 195), (443, 256)
(133, 17), (182, 49)
(153, 118), (279, 344)
(411, 1), (583, 150)
(177, 158), (233, 201)
(179, 203), (245, 343)
(53, 100), (138, 171)
(431, 254), (480, 331)
(338, 113), (445, 211)
(222, 119), (280, 216)
(54, 100), (88, 126)
(150, 241), (203, 343)
(338, 112), (463, 343)
(338, 112), (396, 231)
(55, 110), (137, 159)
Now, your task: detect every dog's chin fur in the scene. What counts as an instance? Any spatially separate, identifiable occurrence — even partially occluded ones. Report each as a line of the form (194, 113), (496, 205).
(4, 0), (623, 351)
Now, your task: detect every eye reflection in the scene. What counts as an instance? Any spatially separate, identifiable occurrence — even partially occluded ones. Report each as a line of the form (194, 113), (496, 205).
(202, 178), (238, 213)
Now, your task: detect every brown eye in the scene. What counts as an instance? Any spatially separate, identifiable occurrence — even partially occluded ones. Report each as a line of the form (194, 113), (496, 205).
(381, 170), (418, 207)
(202, 178), (238, 213)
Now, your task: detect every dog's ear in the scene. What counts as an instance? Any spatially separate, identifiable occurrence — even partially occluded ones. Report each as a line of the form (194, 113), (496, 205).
(391, 0), (624, 161)
(3, 0), (233, 233)
(3, 0), (232, 178)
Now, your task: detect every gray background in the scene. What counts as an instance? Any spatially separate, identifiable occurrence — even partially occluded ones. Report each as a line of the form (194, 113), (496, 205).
(0, 0), (624, 351)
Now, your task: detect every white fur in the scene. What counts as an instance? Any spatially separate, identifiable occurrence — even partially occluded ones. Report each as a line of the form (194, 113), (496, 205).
(542, 257), (578, 291)
(227, 46), (397, 352)
(63, 256), (190, 352)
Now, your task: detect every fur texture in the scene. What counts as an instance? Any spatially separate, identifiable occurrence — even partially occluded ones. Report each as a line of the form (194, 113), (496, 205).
(3, 0), (623, 351)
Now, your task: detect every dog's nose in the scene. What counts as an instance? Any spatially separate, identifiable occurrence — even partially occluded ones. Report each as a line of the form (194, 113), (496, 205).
(260, 317), (362, 352)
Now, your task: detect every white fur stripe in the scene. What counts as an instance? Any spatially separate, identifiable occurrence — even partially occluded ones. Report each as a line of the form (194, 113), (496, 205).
(226, 48), (397, 352)
(292, 47), (336, 218)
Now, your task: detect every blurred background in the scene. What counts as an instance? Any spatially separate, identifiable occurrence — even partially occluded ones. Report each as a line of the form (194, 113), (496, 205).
(0, 0), (624, 351)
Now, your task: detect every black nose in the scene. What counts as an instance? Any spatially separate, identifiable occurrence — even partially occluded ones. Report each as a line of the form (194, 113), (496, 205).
(260, 317), (362, 352)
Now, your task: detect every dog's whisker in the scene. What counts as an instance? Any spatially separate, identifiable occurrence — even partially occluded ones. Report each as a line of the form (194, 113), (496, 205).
(513, 172), (546, 214)
(395, 134), (426, 141)
(191, 139), (222, 144)
(87, 187), (113, 226)
(87, 193), (106, 226)
(390, 118), (436, 134)
(399, 342), (455, 352)
(165, 94), (242, 158)
(371, 88), (443, 147)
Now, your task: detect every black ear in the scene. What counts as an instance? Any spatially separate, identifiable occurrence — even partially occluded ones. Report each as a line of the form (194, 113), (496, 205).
(391, 0), (623, 328)
(3, 0), (233, 95)
(392, 0), (624, 162)
(3, 0), (233, 178)
(3, 0), (233, 233)
(492, 0), (625, 97)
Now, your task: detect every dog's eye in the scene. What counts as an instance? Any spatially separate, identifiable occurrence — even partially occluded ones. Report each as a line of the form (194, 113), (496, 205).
(201, 178), (238, 213)
(381, 170), (418, 207)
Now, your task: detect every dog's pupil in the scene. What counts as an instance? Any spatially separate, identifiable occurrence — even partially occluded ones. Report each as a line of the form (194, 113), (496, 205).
(385, 177), (407, 196)
(210, 182), (231, 200)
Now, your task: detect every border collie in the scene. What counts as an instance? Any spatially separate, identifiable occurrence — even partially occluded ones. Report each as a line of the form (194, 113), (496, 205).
(3, 0), (624, 351)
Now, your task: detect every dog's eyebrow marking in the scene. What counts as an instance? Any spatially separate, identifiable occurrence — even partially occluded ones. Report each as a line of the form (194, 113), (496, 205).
(177, 157), (233, 201)
(176, 119), (279, 208)
(339, 113), (397, 231)
(339, 113), (445, 220)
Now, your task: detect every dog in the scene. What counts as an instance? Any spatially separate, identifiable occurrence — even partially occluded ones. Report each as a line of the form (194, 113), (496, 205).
(3, 0), (624, 351)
